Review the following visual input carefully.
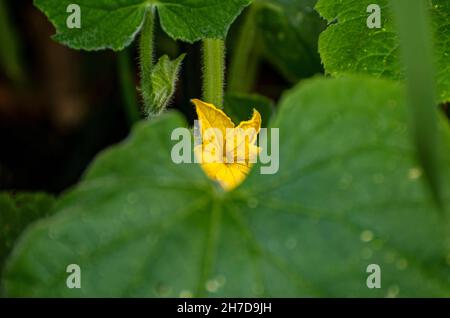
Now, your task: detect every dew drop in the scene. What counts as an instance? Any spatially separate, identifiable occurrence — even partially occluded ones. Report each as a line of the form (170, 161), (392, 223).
(285, 237), (297, 250)
(408, 167), (422, 180)
(205, 276), (226, 294)
(386, 285), (400, 298)
(396, 258), (408, 270)
(205, 279), (220, 293)
(360, 230), (374, 243)
(179, 290), (193, 298)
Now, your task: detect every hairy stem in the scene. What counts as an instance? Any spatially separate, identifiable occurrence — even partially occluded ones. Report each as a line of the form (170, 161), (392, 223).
(139, 7), (155, 115)
(202, 39), (225, 108)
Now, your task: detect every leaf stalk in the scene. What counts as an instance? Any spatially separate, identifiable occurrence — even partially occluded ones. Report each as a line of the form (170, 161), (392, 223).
(139, 6), (155, 115)
(391, 0), (442, 208)
(202, 39), (226, 108)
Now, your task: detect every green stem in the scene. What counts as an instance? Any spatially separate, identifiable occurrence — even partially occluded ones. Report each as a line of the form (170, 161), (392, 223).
(202, 39), (225, 108)
(228, 5), (260, 93)
(117, 49), (140, 126)
(139, 7), (155, 115)
(392, 0), (442, 207)
(0, 0), (26, 85)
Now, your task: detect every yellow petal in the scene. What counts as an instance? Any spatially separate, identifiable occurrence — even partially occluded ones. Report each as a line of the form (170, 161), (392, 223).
(192, 99), (234, 151)
(193, 99), (262, 191)
(226, 109), (262, 163)
(201, 162), (250, 191)
(236, 109), (261, 144)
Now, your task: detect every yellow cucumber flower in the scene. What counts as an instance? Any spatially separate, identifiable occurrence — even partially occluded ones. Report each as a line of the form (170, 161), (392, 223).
(192, 99), (261, 191)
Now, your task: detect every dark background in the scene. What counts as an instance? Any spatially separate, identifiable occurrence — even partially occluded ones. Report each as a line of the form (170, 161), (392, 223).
(0, 1), (292, 194)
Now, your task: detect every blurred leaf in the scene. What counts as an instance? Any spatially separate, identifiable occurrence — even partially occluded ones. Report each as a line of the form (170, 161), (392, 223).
(228, 5), (261, 93)
(316, 0), (449, 103)
(34, 0), (251, 51)
(145, 54), (185, 117)
(224, 92), (275, 127)
(3, 77), (450, 297)
(256, 0), (326, 81)
(0, 193), (55, 277)
(0, 0), (26, 83)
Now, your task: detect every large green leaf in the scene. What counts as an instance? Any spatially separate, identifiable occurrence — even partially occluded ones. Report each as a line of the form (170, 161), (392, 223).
(316, 0), (449, 103)
(34, 0), (251, 50)
(3, 77), (450, 297)
(0, 193), (55, 279)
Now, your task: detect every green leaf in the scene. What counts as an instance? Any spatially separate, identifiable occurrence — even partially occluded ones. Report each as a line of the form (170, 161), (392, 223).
(34, 0), (148, 51)
(224, 92), (275, 127)
(34, 0), (251, 51)
(316, 0), (449, 103)
(0, 193), (55, 278)
(158, 0), (251, 43)
(145, 54), (185, 117)
(256, 0), (325, 81)
(3, 77), (450, 297)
